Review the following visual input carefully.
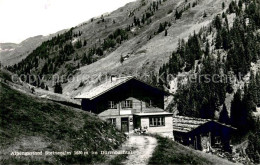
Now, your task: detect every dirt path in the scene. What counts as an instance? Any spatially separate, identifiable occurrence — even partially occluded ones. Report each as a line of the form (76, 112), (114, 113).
(121, 135), (157, 165)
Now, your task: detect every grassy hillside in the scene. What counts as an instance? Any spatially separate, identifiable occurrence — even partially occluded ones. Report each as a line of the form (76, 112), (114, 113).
(149, 136), (237, 165)
(0, 80), (126, 164)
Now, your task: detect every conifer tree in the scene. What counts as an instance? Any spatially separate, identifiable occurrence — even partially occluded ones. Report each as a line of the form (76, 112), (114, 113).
(220, 26), (229, 50)
(120, 55), (124, 64)
(246, 121), (260, 164)
(230, 89), (242, 128)
(54, 82), (63, 94)
(205, 39), (210, 56)
(203, 11), (207, 18)
(158, 23), (164, 33)
(175, 9), (182, 19)
(256, 73), (260, 105)
(83, 40), (87, 46)
(219, 104), (230, 124)
(240, 85), (254, 132)
(222, 2), (225, 10)
(214, 15), (222, 30)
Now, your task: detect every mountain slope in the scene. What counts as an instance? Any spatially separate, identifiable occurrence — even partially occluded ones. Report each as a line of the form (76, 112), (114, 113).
(63, 0), (228, 96)
(0, 72), (126, 164)
(0, 36), (49, 66)
(6, 0), (228, 97)
(0, 29), (67, 67)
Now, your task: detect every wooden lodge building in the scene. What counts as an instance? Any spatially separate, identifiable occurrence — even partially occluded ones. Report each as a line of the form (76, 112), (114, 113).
(75, 76), (236, 150)
(75, 76), (173, 138)
(173, 116), (237, 152)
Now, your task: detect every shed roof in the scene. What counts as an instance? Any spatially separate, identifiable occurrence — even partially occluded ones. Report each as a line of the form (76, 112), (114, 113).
(173, 116), (236, 133)
(75, 76), (169, 100)
(173, 116), (210, 133)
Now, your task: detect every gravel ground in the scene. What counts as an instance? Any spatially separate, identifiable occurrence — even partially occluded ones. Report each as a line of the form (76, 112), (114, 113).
(121, 135), (157, 165)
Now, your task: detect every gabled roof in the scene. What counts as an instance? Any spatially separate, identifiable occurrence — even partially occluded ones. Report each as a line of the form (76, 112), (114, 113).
(74, 76), (169, 100)
(173, 116), (210, 133)
(173, 116), (236, 133)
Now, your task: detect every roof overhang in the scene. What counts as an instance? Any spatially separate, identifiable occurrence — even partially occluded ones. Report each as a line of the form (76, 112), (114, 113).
(133, 112), (173, 117)
(74, 76), (172, 100)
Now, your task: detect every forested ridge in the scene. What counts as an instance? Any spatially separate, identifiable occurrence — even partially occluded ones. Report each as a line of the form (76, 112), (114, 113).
(157, 0), (260, 163)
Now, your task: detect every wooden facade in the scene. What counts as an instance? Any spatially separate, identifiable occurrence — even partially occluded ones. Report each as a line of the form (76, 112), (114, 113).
(173, 116), (236, 152)
(75, 77), (173, 137)
(134, 112), (173, 137)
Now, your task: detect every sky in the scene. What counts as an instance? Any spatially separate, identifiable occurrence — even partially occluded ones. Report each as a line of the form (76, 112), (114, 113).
(0, 0), (135, 43)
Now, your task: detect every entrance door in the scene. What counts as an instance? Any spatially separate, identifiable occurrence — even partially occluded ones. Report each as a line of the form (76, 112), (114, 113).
(121, 117), (129, 132)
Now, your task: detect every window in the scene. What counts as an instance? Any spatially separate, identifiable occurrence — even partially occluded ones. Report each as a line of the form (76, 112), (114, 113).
(122, 100), (133, 108)
(108, 101), (117, 109)
(149, 117), (165, 127)
(107, 118), (116, 125)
